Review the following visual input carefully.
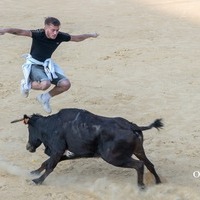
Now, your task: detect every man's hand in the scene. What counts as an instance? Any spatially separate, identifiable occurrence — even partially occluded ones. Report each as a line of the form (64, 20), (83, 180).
(90, 32), (99, 38)
(0, 29), (6, 35)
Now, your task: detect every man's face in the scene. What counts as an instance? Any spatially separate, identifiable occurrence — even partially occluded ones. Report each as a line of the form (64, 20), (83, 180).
(45, 24), (60, 39)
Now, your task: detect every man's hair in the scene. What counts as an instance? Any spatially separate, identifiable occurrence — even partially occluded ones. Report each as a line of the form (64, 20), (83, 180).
(44, 17), (61, 26)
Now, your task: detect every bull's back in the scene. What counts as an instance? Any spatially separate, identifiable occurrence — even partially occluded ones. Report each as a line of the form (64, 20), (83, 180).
(58, 108), (134, 132)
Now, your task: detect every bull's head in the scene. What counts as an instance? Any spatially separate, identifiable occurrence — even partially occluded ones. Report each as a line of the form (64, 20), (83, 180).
(11, 114), (42, 153)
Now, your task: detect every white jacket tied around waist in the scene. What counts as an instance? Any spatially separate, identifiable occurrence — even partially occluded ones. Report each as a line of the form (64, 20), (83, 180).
(21, 54), (65, 91)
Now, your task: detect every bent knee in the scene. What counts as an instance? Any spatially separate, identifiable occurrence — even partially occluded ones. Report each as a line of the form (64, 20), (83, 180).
(58, 79), (71, 91)
(41, 81), (51, 90)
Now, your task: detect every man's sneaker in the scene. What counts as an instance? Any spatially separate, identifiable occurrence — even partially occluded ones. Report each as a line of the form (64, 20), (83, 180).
(20, 80), (29, 98)
(36, 94), (52, 114)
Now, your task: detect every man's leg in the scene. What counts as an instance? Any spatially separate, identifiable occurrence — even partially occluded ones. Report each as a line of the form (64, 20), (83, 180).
(21, 74), (51, 98)
(21, 65), (51, 97)
(25, 65), (71, 113)
(37, 79), (71, 113)
(49, 79), (71, 97)
(30, 80), (51, 113)
(31, 80), (51, 91)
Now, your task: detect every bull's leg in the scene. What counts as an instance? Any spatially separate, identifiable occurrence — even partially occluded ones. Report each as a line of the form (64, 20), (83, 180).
(31, 161), (47, 175)
(99, 139), (147, 189)
(120, 158), (145, 189)
(31, 153), (77, 176)
(102, 155), (145, 189)
(32, 155), (61, 185)
(32, 168), (53, 185)
(134, 149), (161, 184)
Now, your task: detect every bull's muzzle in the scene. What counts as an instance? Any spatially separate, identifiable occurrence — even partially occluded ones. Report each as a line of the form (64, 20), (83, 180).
(26, 143), (36, 153)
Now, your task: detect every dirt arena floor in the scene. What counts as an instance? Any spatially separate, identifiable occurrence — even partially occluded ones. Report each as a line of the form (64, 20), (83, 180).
(1, 0), (200, 199)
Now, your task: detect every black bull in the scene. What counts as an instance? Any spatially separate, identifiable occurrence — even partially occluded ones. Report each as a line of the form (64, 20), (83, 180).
(11, 108), (163, 188)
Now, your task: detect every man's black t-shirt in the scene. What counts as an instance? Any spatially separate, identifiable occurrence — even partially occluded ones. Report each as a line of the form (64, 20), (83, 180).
(30, 29), (71, 62)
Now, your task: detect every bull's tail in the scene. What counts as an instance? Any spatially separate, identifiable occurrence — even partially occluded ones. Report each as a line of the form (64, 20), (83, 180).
(138, 119), (163, 131)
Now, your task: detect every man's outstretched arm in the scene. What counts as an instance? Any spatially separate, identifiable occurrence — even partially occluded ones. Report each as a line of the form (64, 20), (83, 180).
(70, 33), (99, 42)
(0, 28), (31, 37)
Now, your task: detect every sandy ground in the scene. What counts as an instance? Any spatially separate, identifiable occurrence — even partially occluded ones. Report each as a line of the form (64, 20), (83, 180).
(1, 0), (200, 199)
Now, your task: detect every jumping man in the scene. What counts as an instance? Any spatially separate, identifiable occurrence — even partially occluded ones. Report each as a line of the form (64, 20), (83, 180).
(0, 17), (99, 113)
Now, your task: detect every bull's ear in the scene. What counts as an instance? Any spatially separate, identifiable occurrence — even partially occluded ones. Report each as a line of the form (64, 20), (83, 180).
(23, 115), (30, 125)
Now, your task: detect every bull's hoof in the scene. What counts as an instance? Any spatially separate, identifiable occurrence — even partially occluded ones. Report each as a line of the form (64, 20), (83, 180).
(138, 184), (146, 191)
(156, 181), (162, 184)
(32, 178), (42, 185)
(156, 178), (162, 184)
(30, 170), (41, 176)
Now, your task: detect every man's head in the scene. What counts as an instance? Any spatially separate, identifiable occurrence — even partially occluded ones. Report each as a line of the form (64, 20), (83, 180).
(44, 17), (61, 39)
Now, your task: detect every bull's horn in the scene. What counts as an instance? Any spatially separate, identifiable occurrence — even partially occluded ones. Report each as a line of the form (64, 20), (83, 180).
(11, 115), (30, 124)
(11, 118), (24, 123)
